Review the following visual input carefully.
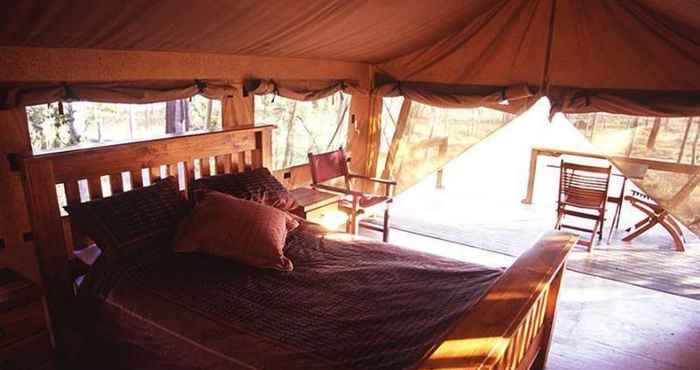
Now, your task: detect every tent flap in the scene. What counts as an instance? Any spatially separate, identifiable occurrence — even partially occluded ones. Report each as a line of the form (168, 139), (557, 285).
(0, 80), (237, 109)
(549, 87), (700, 118)
(376, 80), (534, 114)
(243, 79), (367, 101)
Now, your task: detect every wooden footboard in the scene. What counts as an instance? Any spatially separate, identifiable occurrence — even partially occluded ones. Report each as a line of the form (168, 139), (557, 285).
(421, 231), (577, 370)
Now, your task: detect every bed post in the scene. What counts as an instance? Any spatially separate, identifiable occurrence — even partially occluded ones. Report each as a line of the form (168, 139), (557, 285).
(253, 127), (273, 169)
(21, 158), (73, 358)
(531, 263), (565, 370)
(420, 231), (576, 370)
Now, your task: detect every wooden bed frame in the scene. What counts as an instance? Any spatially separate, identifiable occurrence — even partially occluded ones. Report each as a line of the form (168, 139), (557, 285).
(18, 125), (577, 370)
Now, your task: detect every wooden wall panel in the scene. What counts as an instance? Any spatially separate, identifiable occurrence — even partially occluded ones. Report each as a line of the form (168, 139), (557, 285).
(347, 93), (382, 190)
(0, 108), (40, 282)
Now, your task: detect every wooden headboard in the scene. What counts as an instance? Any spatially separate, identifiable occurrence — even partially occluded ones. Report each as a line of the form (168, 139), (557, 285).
(18, 124), (273, 351)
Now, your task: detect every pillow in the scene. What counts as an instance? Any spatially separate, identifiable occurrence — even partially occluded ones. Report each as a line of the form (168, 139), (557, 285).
(174, 191), (295, 271)
(64, 177), (187, 263)
(191, 168), (298, 211)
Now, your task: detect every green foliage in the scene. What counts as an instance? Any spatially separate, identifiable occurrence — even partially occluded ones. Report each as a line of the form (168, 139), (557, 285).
(25, 96), (222, 153)
(26, 103), (81, 151)
(255, 92), (351, 169)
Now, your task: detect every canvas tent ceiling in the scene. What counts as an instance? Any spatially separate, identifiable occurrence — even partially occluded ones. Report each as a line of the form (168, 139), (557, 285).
(0, 0), (495, 63)
(380, 0), (700, 90)
(2, 0), (699, 116)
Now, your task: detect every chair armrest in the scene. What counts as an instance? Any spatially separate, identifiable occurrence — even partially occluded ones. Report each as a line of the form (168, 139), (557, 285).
(348, 174), (396, 197)
(348, 174), (397, 186)
(311, 183), (364, 197)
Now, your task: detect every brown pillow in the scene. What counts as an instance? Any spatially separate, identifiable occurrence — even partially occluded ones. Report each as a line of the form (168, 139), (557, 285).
(64, 177), (187, 264)
(190, 168), (298, 211)
(174, 191), (295, 271)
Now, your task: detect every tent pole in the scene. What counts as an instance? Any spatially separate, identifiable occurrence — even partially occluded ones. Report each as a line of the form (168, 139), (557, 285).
(692, 119), (700, 165)
(539, 0), (558, 97)
(677, 117), (693, 163)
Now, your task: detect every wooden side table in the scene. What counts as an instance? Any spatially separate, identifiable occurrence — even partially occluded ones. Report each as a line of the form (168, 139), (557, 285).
(290, 187), (344, 230)
(0, 269), (55, 370)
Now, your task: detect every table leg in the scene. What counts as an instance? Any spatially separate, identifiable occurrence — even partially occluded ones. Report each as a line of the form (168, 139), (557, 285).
(522, 148), (539, 204)
(658, 216), (686, 252)
(615, 178), (627, 229)
(622, 217), (655, 242)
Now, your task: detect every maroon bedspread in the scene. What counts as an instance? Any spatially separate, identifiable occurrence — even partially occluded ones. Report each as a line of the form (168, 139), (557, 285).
(80, 224), (503, 370)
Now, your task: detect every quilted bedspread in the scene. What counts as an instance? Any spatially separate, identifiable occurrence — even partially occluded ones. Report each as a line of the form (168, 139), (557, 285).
(79, 223), (503, 370)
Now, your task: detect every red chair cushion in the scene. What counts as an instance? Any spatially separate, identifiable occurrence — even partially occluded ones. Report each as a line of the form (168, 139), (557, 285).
(309, 150), (348, 184)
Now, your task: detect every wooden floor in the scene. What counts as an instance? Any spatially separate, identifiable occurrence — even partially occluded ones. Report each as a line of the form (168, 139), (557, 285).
(369, 210), (700, 299)
(362, 228), (700, 370)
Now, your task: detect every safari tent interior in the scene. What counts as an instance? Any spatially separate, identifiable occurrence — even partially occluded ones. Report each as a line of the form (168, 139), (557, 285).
(1, 1), (699, 369)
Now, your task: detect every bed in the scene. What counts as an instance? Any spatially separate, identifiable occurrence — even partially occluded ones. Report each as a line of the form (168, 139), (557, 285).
(19, 125), (577, 370)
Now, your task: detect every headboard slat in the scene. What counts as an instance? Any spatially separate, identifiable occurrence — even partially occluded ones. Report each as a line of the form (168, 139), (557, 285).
(167, 164), (178, 177)
(215, 155), (228, 175)
(239, 152), (248, 171)
(201, 157), (211, 177)
(230, 155), (240, 173)
(61, 218), (75, 254)
(131, 170), (144, 189)
(110, 173), (124, 195)
(88, 177), (103, 200)
(148, 166), (161, 185)
(65, 181), (80, 205)
(185, 160), (195, 186)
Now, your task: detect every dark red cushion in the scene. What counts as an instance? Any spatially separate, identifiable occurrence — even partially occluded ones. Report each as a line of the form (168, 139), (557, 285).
(191, 168), (297, 211)
(309, 149), (347, 183)
(174, 191), (295, 271)
(65, 177), (188, 263)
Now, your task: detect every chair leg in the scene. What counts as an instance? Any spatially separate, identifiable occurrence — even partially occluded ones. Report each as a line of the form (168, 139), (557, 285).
(589, 218), (602, 252)
(614, 202), (623, 229)
(382, 208), (390, 243)
(352, 213), (360, 235)
(607, 218), (616, 243)
(599, 209), (605, 241)
(347, 212), (359, 234)
(608, 200), (624, 242)
(554, 210), (563, 230)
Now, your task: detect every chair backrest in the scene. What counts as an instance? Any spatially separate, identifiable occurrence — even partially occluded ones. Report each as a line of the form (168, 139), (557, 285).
(308, 148), (350, 188)
(558, 160), (612, 208)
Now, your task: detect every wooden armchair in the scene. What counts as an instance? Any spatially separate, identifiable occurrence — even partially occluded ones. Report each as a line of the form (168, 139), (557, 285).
(308, 148), (396, 242)
(555, 160), (612, 251)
